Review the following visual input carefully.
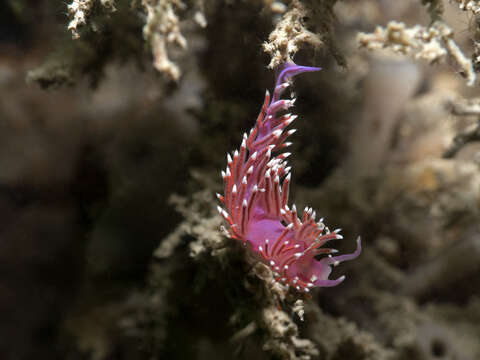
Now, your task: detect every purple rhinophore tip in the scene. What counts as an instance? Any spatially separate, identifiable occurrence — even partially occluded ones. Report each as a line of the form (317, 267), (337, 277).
(275, 62), (322, 88)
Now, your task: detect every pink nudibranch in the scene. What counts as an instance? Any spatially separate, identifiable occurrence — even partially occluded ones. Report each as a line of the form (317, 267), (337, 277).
(217, 63), (361, 292)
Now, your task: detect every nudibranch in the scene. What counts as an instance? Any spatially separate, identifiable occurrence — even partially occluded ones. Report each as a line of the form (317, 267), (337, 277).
(217, 63), (361, 292)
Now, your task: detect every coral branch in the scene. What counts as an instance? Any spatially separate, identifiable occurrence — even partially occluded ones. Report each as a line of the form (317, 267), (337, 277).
(263, 0), (323, 68)
(67, 0), (116, 39)
(358, 21), (476, 86)
(444, 98), (480, 158)
(141, 0), (188, 81)
(455, 0), (480, 14)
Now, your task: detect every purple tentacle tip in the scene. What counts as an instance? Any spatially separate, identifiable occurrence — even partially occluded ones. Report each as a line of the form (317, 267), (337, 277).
(276, 62), (322, 88)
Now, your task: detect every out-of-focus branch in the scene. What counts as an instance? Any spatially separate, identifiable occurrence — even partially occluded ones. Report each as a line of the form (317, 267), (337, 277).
(344, 59), (421, 178)
(401, 233), (480, 299)
(358, 21), (476, 86)
(422, 0), (444, 21)
(443, 124), (480, 158)
(444, 98), (480, 158)
(450, 98), (480, 116)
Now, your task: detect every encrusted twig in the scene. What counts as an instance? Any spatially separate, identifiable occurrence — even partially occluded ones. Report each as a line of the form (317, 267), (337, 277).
(358, 21), (476, 86)
(262, 306), (318, 360)
(263, 0), (323, 68)
(141, 0), (188, 81)
(452, 0), (480, 73)
(454, 0), (480, 14)
(67, 0), (116, 39)
(444, 98), (480, 158)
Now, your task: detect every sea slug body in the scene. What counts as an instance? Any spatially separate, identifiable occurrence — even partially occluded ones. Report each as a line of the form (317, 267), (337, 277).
(217, 63), (361, 292)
